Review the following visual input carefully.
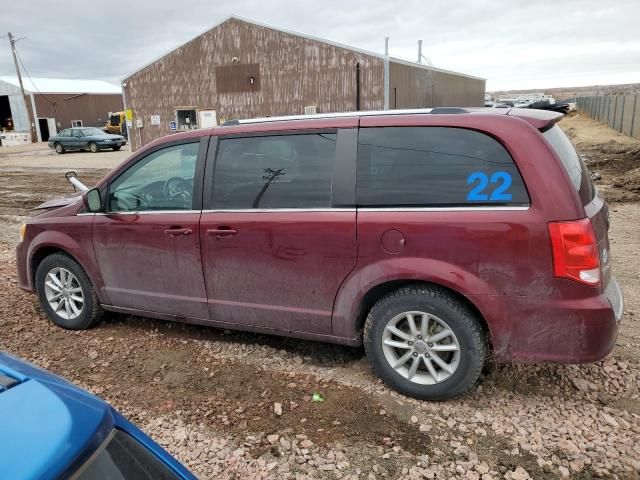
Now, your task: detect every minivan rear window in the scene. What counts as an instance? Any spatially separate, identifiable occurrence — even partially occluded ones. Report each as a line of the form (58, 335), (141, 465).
(357, 127), (529, 207)
(542, 125), (595, 204)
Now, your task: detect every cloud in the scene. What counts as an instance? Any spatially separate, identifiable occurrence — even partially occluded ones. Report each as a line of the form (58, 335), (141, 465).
(1, 0), (638, 90)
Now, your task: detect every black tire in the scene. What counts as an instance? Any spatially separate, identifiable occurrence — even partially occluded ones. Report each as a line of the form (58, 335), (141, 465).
(364, 284), (486, 401)
(89, 142), (99, 153)
(54, 142), (65, 154)
(35, 253), (104, 330)
(112, 146), (121, 151)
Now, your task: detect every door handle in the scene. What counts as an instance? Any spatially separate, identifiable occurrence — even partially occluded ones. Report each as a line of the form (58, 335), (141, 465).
(206, 227), (238, 238)
(164, 227), (193, 236)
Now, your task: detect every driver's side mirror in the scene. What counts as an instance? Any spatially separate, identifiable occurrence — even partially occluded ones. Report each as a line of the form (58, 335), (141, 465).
(83, 188), (103, 213)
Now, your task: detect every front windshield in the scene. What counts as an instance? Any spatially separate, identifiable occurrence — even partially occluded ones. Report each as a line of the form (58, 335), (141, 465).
(82, 128), (106, 136)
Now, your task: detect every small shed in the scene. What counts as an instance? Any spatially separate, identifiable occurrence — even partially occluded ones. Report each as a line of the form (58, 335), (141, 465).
(0, 76), (123, 143)
(123, 16), (486, 150)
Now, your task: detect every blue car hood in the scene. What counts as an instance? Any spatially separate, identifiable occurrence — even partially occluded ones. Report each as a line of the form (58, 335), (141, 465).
(0, 352), (113, 480)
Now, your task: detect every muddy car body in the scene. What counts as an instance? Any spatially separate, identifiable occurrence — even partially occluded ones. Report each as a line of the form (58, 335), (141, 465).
(16, 108), (623, 400)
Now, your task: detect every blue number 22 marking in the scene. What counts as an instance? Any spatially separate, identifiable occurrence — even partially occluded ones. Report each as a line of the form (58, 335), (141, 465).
(466, 171), (513, 202)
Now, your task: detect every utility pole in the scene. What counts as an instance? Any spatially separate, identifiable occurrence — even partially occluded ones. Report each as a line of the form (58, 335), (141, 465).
(8, 32), (37, 142)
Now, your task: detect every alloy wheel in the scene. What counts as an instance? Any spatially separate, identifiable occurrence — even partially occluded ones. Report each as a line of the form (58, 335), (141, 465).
(44, 267), (84, 320)
(381, 311), (461, 385)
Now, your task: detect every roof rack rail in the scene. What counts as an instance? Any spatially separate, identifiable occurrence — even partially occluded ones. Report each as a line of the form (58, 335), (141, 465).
(430, 107), (469, 114)
(219, 107), (477, 126)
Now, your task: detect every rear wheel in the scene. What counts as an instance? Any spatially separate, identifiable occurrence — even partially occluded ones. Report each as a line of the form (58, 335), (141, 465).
(364, 284), (486, 400)
(54, 143), (65, 154)
(89, 142), (99, 153)
(35, 253), (104, 330)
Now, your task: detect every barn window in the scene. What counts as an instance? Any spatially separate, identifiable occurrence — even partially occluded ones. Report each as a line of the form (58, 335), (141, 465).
(175, 109), (197, 131)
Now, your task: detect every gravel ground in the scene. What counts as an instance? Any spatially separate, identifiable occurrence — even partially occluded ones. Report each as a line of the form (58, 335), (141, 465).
(1, 117), (639, 479)
(1, 200), (639, 480)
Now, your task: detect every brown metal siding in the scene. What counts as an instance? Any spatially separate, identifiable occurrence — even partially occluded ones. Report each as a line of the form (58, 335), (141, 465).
(124, 18), (385, 150)
(431, 70), (485, 107)
(389, 61), (485, 108)
(33, 93), (123, 129)
(215, 63), (261, 93)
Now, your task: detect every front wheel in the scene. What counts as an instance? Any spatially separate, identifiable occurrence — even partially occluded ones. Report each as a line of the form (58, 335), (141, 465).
(112, 145), (121, 151)
(364, 284), (487, 401)
(35, 253), (104, 330)
(54, 143), (65, 154)
(89, 142), (99, 153)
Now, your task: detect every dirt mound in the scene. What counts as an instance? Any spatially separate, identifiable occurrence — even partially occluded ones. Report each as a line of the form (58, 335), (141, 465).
(613, 166), (640, 192)
(582, 148), (640, 203)
(560, 115), (640, 203)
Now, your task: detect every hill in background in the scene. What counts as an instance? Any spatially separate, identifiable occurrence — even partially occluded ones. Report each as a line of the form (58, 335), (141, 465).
(490, 83), (640, 101)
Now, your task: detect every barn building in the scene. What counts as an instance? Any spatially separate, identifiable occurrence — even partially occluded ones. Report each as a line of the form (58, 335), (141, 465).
(123, 16), (486, 151)
(0, 76), (123, 145)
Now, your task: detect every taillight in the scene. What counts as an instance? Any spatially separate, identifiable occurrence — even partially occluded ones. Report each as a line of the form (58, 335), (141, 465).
(548, 218), (600, 286)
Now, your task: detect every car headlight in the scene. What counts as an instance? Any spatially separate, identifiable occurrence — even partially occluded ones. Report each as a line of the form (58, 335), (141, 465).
(19, 223), (26, 242)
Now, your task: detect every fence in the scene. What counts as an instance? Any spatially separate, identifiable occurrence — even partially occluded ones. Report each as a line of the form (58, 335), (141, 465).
(574, 94), (640, 140)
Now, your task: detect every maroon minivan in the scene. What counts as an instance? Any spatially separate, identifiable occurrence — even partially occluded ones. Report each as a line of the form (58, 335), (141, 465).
(16, 108), (623, 400)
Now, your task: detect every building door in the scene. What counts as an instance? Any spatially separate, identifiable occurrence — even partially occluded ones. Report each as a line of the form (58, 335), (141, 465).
(200, 131), (357, 335)
(0, 96), (12, 131)
(47, 118), (57, 137)
(38, 118), (50, 141)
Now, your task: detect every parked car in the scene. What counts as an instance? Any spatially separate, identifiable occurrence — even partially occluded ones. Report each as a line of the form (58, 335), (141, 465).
(48, 127), (126, 154)
(17, 107), (623, 400)
(0, 351), (196, 479)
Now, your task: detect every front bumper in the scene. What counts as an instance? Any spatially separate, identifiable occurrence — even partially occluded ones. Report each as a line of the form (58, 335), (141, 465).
(16, 241), (33, 293)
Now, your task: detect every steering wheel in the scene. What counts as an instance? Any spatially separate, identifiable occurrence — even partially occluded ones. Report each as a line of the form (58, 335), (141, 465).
(163, 177), (192, 207)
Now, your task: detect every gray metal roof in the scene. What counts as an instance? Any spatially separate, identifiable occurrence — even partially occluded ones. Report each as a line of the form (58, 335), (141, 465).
(123, 15), (485, 82)
(0, 76), (121, 94)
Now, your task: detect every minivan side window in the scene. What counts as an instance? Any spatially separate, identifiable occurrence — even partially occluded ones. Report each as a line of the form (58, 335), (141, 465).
(109, 142), (199, 212)
(357, 127), (529, 207)
(212, 133), (336, 209)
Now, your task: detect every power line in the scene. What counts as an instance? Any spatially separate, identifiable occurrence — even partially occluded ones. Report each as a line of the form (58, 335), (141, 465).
(15, 50), (57, 106)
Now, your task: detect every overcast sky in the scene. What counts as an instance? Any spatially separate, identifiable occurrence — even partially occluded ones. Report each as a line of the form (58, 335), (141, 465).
(2, 0), (639, 91)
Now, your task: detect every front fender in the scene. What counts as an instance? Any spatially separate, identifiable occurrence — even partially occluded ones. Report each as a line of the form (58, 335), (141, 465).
(331, 257), (498, 339)
(26, 224), (109, 305)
